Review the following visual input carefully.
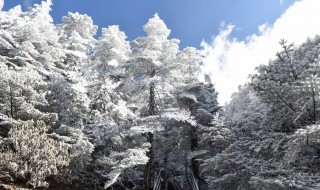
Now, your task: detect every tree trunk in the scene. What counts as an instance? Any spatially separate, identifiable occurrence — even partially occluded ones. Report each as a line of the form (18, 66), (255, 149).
(9, 85), (15, 119)
(311, 80), (317, 123)
(148, 68), (156, 116)
(190, 126), (200, 188)
(144, 67), (156, 189)
(148, 83), (155, 116)
(143, 132), (154, 190)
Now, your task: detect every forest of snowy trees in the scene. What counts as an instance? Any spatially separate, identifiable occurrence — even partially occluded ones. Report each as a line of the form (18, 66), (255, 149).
(0, 1), (319, 190)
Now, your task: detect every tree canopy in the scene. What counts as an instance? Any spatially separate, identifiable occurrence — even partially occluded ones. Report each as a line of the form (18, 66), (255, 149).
(0, 1), (320, 190)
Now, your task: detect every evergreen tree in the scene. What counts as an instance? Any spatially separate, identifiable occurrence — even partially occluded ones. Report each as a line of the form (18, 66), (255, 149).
(58, 12), (97, 71)
(251, 37), (320, 132)
(0, 120), (70, 188)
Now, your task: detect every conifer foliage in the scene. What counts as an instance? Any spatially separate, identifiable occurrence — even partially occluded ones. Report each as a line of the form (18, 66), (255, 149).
(209, 37), (320, 190)
(0, 1), (220, 189)
(1, 1), (320, 190)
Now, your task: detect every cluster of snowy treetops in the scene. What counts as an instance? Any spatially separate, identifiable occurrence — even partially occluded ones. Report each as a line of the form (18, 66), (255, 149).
(223, 38), (320, 190)
(0, 1), (221, 189)
(0, 1), (319, 190)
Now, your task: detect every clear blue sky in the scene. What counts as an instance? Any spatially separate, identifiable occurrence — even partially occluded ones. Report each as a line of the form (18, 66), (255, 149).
(3, 0), (296, 48)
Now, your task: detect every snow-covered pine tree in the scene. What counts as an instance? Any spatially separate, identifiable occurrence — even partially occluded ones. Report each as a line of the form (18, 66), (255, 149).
(65, 23), (150, 190)
(0, 120), (70, 188)
(251, 37), (320, 132)
(208, 37), (320, 190)
(0, 2), (89, 188)
(58, 12), (97, 71)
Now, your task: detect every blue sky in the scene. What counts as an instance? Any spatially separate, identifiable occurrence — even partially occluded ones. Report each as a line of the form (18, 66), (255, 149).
(3, 0), (296, 48)
(201, 0), (320, 104)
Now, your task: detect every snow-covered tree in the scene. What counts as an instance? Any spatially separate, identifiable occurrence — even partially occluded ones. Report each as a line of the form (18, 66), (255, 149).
(90, 25), (131, 75)
(21, 0), (65, 71)
(0, 0), (66, 76)
(86, 25), (131, 120)
(175, 47), (205, 84)
(59, 12), (97, 51)
(0, 67), (56, 124)
(0, 120), (70, 188)
(8, 1), (320, 189)
(46, 75), (89, 129)
(120, 13), (179, 116)
(251, 37), (320, 132)
(58, 12), (97, 71)
(207, 36), (320, 190)
(225, 84), (267, 135)
(117, 14), (181, 189)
